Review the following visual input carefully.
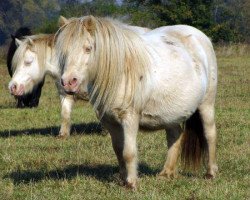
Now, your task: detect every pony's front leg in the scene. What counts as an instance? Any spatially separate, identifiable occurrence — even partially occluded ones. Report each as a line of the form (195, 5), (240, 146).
(58, 94), (74, 138)
(102, 110), (139, 189)
(121, 111), (139, 189)
(159, 125), (183, 178)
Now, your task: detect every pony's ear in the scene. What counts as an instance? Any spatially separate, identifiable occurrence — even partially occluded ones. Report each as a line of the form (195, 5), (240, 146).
(11, 34), (15, 40)
(27, 37), (34, 46)
(58, 16), (69, 27)
(15, 38), (22, 47)
(84, 15), (96, 35)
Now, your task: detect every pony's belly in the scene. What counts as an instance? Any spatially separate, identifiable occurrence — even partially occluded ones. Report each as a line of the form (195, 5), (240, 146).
(139, 114), (172, 130)
(139, 109), (190, 130)
(139, 96), (197, 129)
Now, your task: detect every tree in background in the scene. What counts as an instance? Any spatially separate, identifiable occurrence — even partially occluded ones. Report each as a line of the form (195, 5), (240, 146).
(38, 0), (126, 33)
(125, 0), (248, 43)
(243, 1), (250, 42)
(0, 0), (249, 44)
(0, 0), (59, 45)
(0, 0), (23, 45)
(211, 0), (250, 42)
(124, 0), (214, 28)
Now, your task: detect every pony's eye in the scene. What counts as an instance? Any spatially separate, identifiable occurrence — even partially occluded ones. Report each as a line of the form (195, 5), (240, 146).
(24, 58), (33, 66)
(85, 46), (92, 53)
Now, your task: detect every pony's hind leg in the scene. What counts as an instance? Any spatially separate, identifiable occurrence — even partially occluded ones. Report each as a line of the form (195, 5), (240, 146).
(199, 103), (218, 178)
(159, 125), (183, 178)
(58, 95), (74, 138)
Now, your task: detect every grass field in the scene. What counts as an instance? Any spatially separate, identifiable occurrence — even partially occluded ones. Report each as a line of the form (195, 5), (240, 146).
(0, 53), (249, 199)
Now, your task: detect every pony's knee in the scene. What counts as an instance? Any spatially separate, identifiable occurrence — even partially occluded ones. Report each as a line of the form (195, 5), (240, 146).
(61, 100), (74, 119)
(123, 151), (137, 163)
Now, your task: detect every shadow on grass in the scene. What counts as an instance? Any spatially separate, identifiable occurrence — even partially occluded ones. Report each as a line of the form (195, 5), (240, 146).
(0, 122), (104, 138)
(4, 163), (157, 185)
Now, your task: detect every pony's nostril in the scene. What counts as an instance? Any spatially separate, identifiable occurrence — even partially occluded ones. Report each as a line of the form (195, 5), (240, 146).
(69, 78), (77, 86)
(11, 84), (17, 92)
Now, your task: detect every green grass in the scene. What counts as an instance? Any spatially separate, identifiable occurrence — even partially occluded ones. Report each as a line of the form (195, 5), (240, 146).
(0, 55), (249, 199)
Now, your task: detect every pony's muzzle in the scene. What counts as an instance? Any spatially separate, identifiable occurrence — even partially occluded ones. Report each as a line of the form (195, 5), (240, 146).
(9, 83), (24, 96)
(61, 77), (79, 93)
(10, 84), (17, 94)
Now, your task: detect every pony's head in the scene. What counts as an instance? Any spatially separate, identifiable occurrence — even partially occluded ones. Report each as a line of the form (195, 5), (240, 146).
(56, 16), (150, 114)
(56, 16), (95, 94)
(8, 35), (52, 96)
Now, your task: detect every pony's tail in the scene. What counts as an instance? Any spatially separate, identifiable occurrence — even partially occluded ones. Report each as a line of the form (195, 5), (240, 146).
(181, 110), (208, 170)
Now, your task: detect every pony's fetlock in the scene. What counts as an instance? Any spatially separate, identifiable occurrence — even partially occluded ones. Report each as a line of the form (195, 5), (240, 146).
(58, 130), (70, 139)
(58, 125), (70, 138)
(158, 168), (178, 179)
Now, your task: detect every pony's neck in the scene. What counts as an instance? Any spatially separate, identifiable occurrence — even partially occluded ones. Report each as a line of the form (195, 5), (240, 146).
(44, 45), (61, 79)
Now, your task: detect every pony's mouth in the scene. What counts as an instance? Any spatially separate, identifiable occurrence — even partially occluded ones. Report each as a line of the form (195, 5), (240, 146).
(63, 83), (81, 95)
(65, 91), (76, 95)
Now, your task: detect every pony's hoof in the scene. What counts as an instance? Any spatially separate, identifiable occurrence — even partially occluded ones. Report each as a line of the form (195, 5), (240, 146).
(57, 133), (69, 139)
(204, 173), (215, 179)
(125, 178), (137, 190)
(158, 169), (177, 179)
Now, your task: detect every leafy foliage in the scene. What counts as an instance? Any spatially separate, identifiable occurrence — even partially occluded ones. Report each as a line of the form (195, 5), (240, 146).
(0, 0), (59, 44)
(125, 0), (249, 43)
(0, 0), (250, 44)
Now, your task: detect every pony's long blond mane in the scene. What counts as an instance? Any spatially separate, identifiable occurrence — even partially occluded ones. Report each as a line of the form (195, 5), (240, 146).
(12, 34), (54, 72)
(57, 16), (150, 115)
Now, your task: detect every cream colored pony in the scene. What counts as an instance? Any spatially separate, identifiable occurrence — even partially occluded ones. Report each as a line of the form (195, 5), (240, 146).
(8, 16), (149, 138)
(8, 33), (87, 138)
(56, 16), (218, 189)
